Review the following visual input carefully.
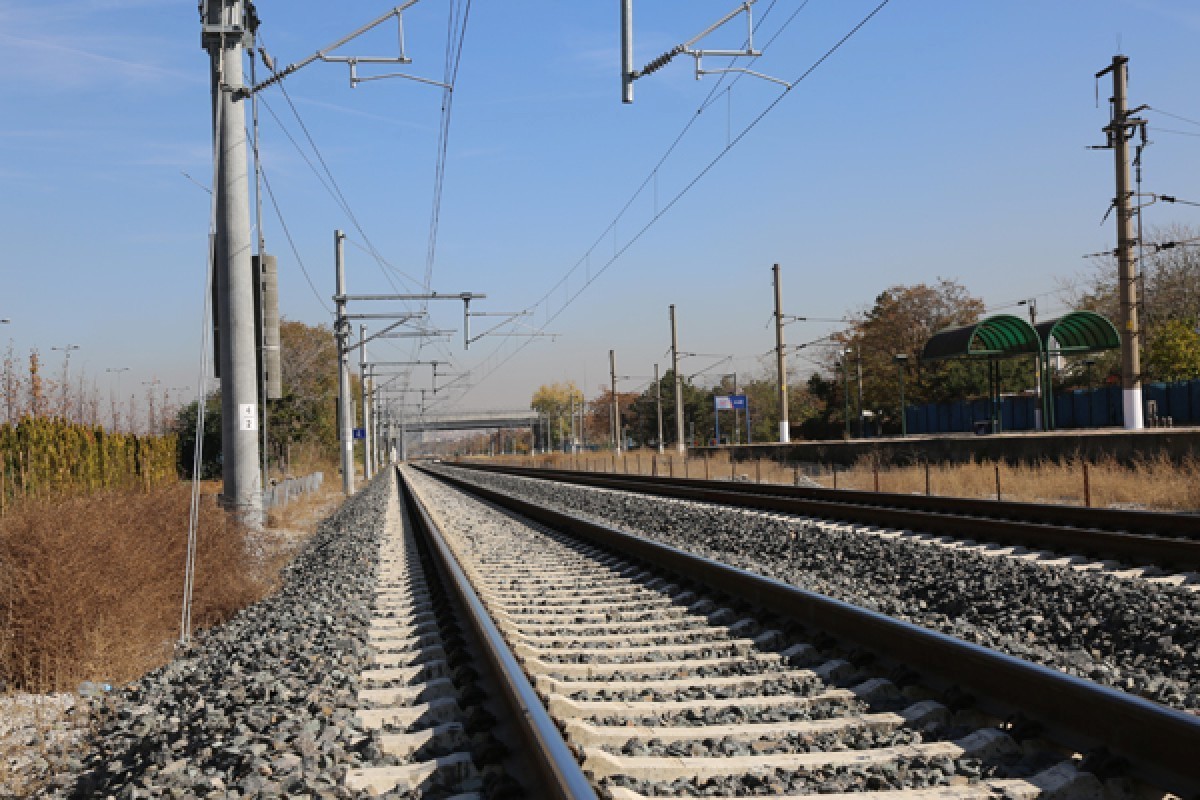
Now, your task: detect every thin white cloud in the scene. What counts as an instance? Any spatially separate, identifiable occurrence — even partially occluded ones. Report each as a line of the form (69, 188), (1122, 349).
(0, 31), (191, 85)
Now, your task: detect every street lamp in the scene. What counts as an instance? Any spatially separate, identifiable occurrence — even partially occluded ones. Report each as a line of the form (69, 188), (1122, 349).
(893, 353), (909, 436)
(106, 367), (130, 431)
(51, 344), (81, 419)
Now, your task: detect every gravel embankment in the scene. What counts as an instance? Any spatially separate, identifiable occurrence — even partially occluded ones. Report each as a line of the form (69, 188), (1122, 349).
(434, 467), (1200, 712)
(36, 473), (394, 798)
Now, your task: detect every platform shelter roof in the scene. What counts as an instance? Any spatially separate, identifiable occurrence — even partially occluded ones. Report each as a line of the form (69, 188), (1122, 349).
(1034, 311), (1120, 354)
(920, 314), (1040, 362)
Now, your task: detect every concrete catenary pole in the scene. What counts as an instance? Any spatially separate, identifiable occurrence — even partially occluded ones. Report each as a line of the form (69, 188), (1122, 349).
(204, 0), (262, 526)
(610, 349), (621, 454)
(655, 363), (664, 454)
(335, 230), (355, 494)
(400, 404), (408, 462)
(670, 304), (685, 453)
(1101, 55), (1144, 429)
(772, 264), (790, 443)
(620, 0), (635, 104)
(359, 324), (372, 482)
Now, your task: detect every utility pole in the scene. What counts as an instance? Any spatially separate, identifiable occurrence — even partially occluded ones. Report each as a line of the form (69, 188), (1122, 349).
(772, 264), (790, 443)
(609, 349), (621, 454)
(1098, 55), (1146, 430)
(654, 363), (664, 454)
(842, 353), (851, 439)
(359, 325), (372, 482)
(1019, 298), (1044, 430)
(203, 0), (262, 526)
(670, 304), (685, 453)
(335, 230), (355, 494)
(856, 354), (864, 438)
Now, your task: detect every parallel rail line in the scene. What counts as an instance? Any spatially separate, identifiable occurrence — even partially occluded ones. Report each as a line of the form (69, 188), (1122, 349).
(405, 465), (1200, 798)
(446, 463), (1200, 571)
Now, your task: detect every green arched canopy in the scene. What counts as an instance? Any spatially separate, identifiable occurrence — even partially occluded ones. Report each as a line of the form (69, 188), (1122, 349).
(1034, 311), (1120, 354)
(920, 314), (1041, 362)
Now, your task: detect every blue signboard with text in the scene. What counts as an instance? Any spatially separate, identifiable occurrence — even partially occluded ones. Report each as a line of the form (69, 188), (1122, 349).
(353, 428), (366, 440)
(714, 394), (748, 410)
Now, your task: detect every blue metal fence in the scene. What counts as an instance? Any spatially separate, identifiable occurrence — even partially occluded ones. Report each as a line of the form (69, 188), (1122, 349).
(905, 380), (1200, 433)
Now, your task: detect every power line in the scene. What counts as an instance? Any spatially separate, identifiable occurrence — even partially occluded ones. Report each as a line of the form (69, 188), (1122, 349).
(456, 0), (895, 401)
(1149, 126), (1200, 140)
(1148, 106), (1200, 129)
(274, 79), (421, 295)
(415, 0), (474, 375)
(258, 163), (333, 313)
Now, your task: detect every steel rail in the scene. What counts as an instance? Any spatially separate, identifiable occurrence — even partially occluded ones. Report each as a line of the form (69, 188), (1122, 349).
(397, 470), (599, 800)
(450, 463), (1200, 570)
(422, 465), (1200, 797)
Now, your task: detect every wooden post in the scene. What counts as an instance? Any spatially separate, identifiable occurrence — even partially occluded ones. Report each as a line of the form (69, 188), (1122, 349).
(683, 458), (688, 479)
(756, 460), (762, 483)
(1083, 462), (1092, 507)
(731, 458), (736, 480)
(925, 462), (931, 497)
(994, 463), (1001, 501)
(793, 465), (800, 486)
(704, 458), (710, 480)
(873, 462), (880, 493)
(669, 458), (674, 478)
(833, 464), (838, 490)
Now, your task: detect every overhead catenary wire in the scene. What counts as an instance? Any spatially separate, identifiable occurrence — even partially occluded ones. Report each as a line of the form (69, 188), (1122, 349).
(255, 36), (424, 295)
(1147, 106), (1200, 129)
(413, 0), (474, 376)
(452, 0), (895, 403)
(258, 162), (332, 313)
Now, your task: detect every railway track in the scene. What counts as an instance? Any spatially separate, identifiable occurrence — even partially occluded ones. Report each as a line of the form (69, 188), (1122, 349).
(402, 465), (1200, 798)
(345, 478), (527, 797)
(444, 462), (1200, 574)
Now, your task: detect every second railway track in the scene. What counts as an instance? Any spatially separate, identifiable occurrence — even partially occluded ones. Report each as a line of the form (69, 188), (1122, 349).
(443, 463), (1200, 574)
(402, 465), (1200, 798)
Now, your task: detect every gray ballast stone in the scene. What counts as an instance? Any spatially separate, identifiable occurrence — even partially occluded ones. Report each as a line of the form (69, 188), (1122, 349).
(438, 467), (1200, 712)
(38, 473), (395, 799)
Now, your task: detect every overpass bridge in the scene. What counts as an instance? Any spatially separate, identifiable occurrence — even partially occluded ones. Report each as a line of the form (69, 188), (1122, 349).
(400, 410), (539, 433)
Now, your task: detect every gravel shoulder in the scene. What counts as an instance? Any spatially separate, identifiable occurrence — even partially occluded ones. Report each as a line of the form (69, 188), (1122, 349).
(436, 466), (1200, 713)
(30, 473), (393, 798)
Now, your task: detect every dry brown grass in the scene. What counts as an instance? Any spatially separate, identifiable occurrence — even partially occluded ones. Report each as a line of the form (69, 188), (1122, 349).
(0, 471), (344, 794)
(0, 484), (266, 693)
(474, 450), (1200, 513)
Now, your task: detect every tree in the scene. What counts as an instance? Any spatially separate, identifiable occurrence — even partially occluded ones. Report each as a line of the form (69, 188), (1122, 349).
(1069, 223), (1200, 386)
(267, 319), (345, 466)
(818, 280), (989, 433)
(174, 394), (222, 480)
(530, 381), (585, 448)
(583, 387), (640, 449)
(1145, 318), (1200, 383)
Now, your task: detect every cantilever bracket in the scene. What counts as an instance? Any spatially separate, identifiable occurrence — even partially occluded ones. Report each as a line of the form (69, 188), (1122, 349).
(242, 1), (447, 97)
(626, 0), (789, 98)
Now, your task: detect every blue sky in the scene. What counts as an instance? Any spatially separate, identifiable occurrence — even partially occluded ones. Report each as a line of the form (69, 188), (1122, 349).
(2, 0), (1200, 417)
